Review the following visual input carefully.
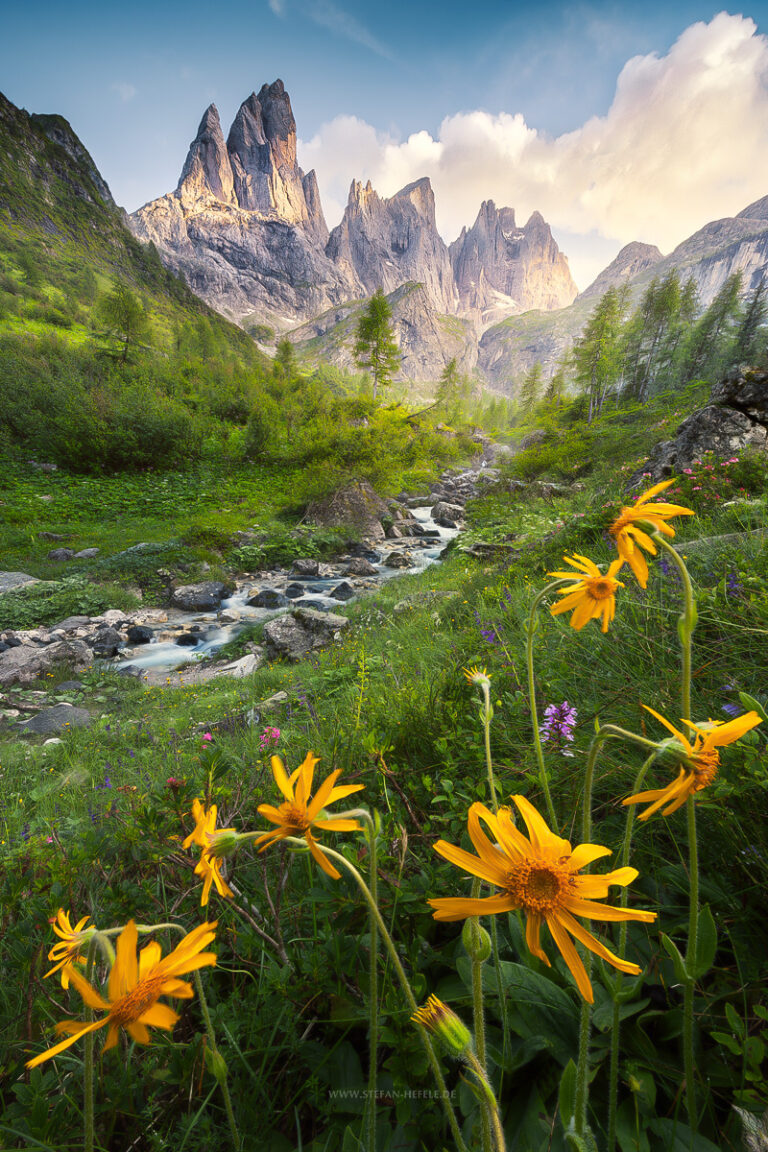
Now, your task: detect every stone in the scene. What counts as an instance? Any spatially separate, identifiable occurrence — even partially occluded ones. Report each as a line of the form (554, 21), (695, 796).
(247, 589), (291, 609)
(176, 633), (200, 647)
(54, 616), (92, 631)
(385, 525), (403, 539)
(47, 548), (75, 562)
(629, 365), (768, 487)
(126, 624), (153, 644)
(307, 480), (389, 540)
(18, 703), (91, 735)
(384, 552), (413, 569)
(330, 581), (355, 601)
(0, 572), (40, 595)
(263, 607), (350, 662)
(345, 557), (377, 577)
(74, 548), (100, 560)
(284, 582), (306, 598)
(431, 501), (465, 523)
(171, 582), (230, 612)
(290, 558), (320, 578)
(56, 680), (84, 691)
(85, 627), (123, 658)
(0, 639), (93, 687)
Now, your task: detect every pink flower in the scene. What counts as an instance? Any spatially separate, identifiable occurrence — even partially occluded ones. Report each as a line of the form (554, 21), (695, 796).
(693, 486), (701, 491)
(683, 468), (694, 474)
(202, 733), (213, 742)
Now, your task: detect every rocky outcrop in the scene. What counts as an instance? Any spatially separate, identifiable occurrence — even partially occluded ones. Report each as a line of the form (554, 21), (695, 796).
(170, 582), (231, 612)
(307, 480), (390, 540)
(628, 365), (768, 486)
(177, 105), (235, 207)
(327, 178), (456, 313)
(450, 201), (577, 327)
(262, 607), (349, 662)
(0, 638), (93, 687)
(578, 242), (664, 301)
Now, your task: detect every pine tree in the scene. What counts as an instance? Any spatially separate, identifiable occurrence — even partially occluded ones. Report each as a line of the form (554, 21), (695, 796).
(518, 362), (543, 418)
(92, 283), (151, 363)
(572, 287), (622, 420)
(733, 276), (767, 364)
(681, 273), (743, 382)
(353, 289), (400, 400)
(435, 358), (463, 423)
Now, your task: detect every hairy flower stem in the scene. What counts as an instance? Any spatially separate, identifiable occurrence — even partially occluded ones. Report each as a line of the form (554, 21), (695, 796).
(477, 677), (510, 1094)
(161, 924), (241, 1151)
(287, 839), (469, 1152)
(655, 534), (699, 1138)
(607, 753), (657, 1152)
(526, 580), (568, 827)
(360, 812), (379, 1152)
(465, 1051), (507, 1152)
(469, 881), (492, 1152)
(83, 935), (98, 1152)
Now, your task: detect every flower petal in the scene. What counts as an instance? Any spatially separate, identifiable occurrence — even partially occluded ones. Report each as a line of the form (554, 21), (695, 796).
(546, 914), (593, 1003)
(26, 1018), (107, 1069)
(525, 912), (550, 966)
(429, 894), (516, 921)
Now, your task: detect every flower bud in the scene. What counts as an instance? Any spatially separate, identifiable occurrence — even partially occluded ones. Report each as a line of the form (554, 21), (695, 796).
(462, 918), (492, 963)
(205, 829), (241, 860)
(654, 736), (689, 770)
(411, 995), (472, 1056)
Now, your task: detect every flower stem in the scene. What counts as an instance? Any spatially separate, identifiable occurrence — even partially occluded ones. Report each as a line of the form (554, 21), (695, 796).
(287, 839), (468, 1152)
(573, 729), (603, 1136)
(465, 1051), (507, 1152)
(606, 753), (656, 1152)
(360, 812), (379, 1152)
(192, 970), (241, 1152)
(525, 580), (567, 827)
(654, 534), (699, 1139)
(83, 935), (98, 1152)
(470, 881), (492, 1152)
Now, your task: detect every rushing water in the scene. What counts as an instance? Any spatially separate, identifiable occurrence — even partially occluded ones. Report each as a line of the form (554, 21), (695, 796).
(117, 505), (459, 675)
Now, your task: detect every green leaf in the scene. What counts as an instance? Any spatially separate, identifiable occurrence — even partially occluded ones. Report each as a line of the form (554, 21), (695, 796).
(660, 933), (690, 984)
(691, 905), (717, 979)
(726, 1002), (745, 1038)
(558, 1060), (577, 1132)
(738, 692), (768, 723)
(648, 1118), (721, 1150)
(341, 1126), (365, 1152)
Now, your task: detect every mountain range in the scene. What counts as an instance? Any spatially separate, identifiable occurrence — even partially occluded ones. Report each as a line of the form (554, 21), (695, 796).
(4, 79), (768, 391)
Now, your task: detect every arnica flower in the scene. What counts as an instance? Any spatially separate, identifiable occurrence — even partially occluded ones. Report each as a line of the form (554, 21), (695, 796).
(27, 920), (217, 1068)
(45, 910), (95, 989)
(622, 706), (763, 820)
(428, 797), (656, 1003)
(412, 995), (472, 1056)
(463, 665), (491, 687)
(548, 554), (625, 633)
(609, 480), (694, 588)
(183, 800), (235, 907)
(255, 752), (363, 879)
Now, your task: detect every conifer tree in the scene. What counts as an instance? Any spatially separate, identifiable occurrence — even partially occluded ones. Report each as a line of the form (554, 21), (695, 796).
(518, 362), (543, 418)
(572, 287), (622, 420)
(353, 289), (400, 400)
(733, 276), (767, 364)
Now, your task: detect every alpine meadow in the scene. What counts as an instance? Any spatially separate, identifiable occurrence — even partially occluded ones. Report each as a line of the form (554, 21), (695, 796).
(2, 6), (768, 1152)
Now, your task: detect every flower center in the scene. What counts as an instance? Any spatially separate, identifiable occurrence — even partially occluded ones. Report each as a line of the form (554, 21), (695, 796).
(110, 975), (165, 1025)
(506, 859), (573, 914)
(588, 578), (614, 601)
(280, 803), (310, 833)
(691, 749), (719, 790)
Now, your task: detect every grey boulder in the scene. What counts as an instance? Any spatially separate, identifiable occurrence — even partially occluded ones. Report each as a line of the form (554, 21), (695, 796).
(171, 582), (230, 612)
(263, 607), (349, 662)
(19, 703), (91, 736)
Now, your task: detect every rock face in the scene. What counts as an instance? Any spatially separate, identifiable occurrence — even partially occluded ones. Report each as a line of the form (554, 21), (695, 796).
(450, 202), (577, 326)
(18, 703), (91, 736)
(327, 178), (456, 313)
(307, 480), (391, 540)
(0, 639), (93, 687)
(177, 105), (236, 207)
(0, 572), (40, 595)
(628, 365), (768, 486)
(578, 242), (664, 301)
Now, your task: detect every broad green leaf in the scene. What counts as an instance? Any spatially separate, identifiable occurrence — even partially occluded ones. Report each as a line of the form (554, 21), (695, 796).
(691, 905), (717, 979)
(660, 933), (689, 984)
(558, 1060), (577, 1132)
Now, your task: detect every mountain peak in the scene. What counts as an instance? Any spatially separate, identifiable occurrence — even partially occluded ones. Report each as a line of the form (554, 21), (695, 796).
(578, 241), (664, 300)
(177, 103), (235, 206)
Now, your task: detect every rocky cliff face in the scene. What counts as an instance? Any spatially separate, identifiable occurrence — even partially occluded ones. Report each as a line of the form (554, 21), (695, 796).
(131, 80), (350, 326)
(578, 241), (663, 301)
(450, 201), (577, 326)
(326, 178), (457, 313)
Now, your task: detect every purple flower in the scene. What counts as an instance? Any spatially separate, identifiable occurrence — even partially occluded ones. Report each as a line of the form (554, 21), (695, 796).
(722, 702), (744, 718)
(540, 701), (578, 757)
(725, 572), (743, 597)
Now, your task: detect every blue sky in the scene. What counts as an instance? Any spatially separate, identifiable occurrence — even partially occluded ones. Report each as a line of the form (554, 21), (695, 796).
(3, 2), (768, 285)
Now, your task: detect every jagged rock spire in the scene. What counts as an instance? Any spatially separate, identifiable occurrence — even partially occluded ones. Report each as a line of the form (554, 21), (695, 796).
(177, 104), (235, 207)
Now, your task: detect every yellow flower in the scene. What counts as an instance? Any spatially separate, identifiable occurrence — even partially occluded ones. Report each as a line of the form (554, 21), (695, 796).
(183, 800), (235, 907)
(622, 706), (763, 820)
(428, 797), (656, 1003)
(27, 920), (217, 1068)
(609, 480), (694, 588)
(463, 666), (491, 687)
(255, 752), (363, 879)
(548, 554), (625, 633)
(45, 910), (95, 989)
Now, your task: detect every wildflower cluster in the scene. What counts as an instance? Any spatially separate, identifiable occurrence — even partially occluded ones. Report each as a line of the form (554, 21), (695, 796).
(539, 701), (578, 756)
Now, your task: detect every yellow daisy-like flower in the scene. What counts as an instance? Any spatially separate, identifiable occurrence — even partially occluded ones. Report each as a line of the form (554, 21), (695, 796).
(411, 995), (472, 1056)
(45, 910), (95, 989)
(183, 800), (235, 907)
(27, 919), (217, 1068)
(548, 553), (625, 633)
(255, 752), (363, 879)
(622, 706), (763, 820)
(428, 797), (656, 1003)
(463, 666), (491, 687)
(609, 480), (694, 588)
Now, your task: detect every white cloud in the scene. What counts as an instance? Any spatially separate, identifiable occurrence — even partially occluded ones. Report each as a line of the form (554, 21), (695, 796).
(299, 13), (768, 288)
(112, 82), (137, 103)
(268, 0), (285, 15)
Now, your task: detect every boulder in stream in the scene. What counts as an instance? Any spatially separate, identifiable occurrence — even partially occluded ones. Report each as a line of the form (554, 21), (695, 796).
(263, 607), (349, 662)
(171, 582), (230, 612)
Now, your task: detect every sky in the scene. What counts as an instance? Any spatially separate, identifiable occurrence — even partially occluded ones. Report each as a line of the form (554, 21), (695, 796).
(3, 2), (768, 287)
